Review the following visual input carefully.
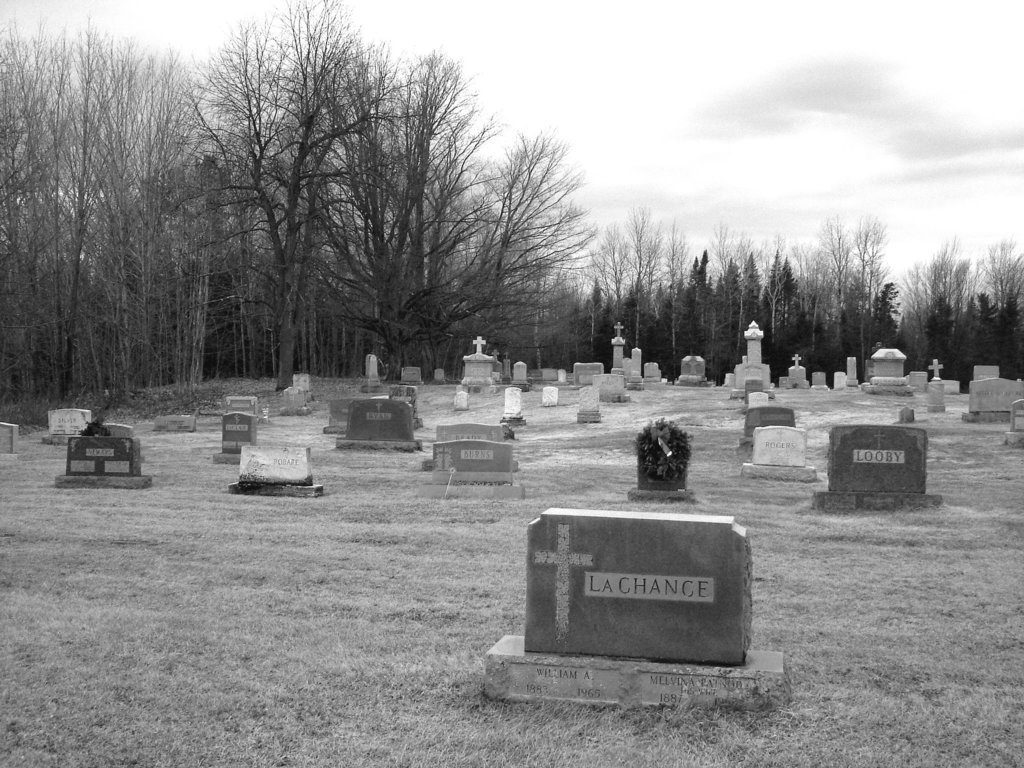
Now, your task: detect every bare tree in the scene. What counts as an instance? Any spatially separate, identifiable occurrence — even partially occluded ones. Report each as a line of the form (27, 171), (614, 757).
(589, 224), (629, 317)
(981, 239), (1024, 307)
(625, 206), (662, 346)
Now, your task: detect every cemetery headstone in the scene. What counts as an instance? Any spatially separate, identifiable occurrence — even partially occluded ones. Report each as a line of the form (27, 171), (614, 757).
(542, 386), (558, 407)
(105, 423), (134, 438)
(1006, 399), (1024, 446)
(907, 371), (929, 393)
(643, 362), (662, 383)
(279, 386), (311, 416)
(390, 385), (422, 428)
(44, 408), (91, 445)
(741, 405), (796, 447)
(541, 368), (558, 381)
(963, 378), (1024, 422)
(778, 376), (791, 389)
(483, 508), (790, 710)
(215, 412), (257, 463)
(747, 392), (769, 408)
(723, 373), (735, 388)
(421, 439), (524, 499)
(812, 425), (942, 510)
(833, 372), (847, 390)
(512, 362), (531, 391)
(228, 446), (323, 496)
(461, 336), (497, 393)
(224, 396), (258, 416)
(846, 356), (859, 386)
(436, 423), (505, 442)
(400, 366), (423, 385)
(611, 322), (626, 374)
(501, 387), (526, 427)
(810, 372), (829, 391)
(0, 422), (18, 460)
(433, 368), (446, 383)
(864, 348), (911, 395)
(336, 399), (421, 451)
(153, 414), (196, 432)
(973, 365), (1000, 381)
(55, 436), (152, 489)
(596, 373), (628, 403)
(897, 407), (915, 423)
(360, 353), (384, 393)
(577, 385), (601, 423)
(927, 379), (946, 413)
(676, 355), (709, 386)
(626, 348), (644, 390)
(628, 420), (694, 502)
(741, 426), (817, 482)
(786, 354), (808, 389)
(292, 373), (312, 400)
(454, 390), (470, 411)
(557, 369), (567, 383)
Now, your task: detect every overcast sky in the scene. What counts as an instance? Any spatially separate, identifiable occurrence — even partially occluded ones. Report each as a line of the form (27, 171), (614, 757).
(5, 0), (1024, 271)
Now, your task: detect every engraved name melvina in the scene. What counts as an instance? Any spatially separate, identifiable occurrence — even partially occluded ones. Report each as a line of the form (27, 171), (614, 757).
(584, 573), (714, 602)
(852, 449), (905, 464)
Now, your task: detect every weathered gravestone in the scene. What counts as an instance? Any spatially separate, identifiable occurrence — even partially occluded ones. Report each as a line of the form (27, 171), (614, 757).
(336, 399), (421, 451)
(897, 407), (915, 423)
(461, 336), (497, 393)
(973, 365), (1000, 381)
(786, 354), (809, 389)
(214, 412), (258, 463)
(0, 422), (18, 460)
(225, 396), (258, 416)
(279, 386), (311, 416)
(596, 373), (628, 403)
(573, 362), (604, 387)
(483, 508), (790, 710)
(292, 373), (312, 400)
(962, 378), (1024, 423)
(577, 386), (601, 423)
(324, 397), (363, 434)
(676, 355), (709, 386)
(863, 348), (911, 395)
(153, 414), (196, 432)
(542, 386), (558, 407)
(643, 362), (661, 383)
(229, 446), (323, 496)
(927, 379), (946, 413)
(812, 425), (942, 511)
(421, 423), (508, 471)
(361, 353), (385, 393)
(740, 406), (795, 447)
(512, 362), (531, 391)
(105, 424), (135, 440)
(810, 372), (829, 391)
(400, 367), (423, 385)
(541, 368), (558, 382)
(846, 356), (859, 387)
(747, 392), (769, 408)
(907, 371), (929, 393)
(1004, 399), (1024, 446)
(453, 390), (470, 412)
(557, 369), (567, 384)
(501, 387), (526, 427)
(832, 372), (847, 390)
(44, 408), (91, 445)
(433, 368), (446, 383)
(741, 426), (817, 482)
(723, 373), (735, 389)
(421, 439), (524, 499)
(55, 436), (151, 488)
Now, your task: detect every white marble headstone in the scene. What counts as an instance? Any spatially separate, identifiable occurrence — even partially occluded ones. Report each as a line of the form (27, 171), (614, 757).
(503, 387), (523, 418)
(541, 386), (558, 407)
(751, 426), (807, 467)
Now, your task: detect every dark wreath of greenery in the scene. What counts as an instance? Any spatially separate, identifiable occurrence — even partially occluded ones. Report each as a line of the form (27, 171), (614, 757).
(635, 418), (691, 481)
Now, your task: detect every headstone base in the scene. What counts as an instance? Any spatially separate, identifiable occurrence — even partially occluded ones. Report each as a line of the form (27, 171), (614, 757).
(510, 382), (532, 392)
(483, 635), (790, 711)
(322, 425), (345, 434)
(42, 435), (73, 446)
(740, 464), (818, 482)
(577, 412), (602, 424)
(55, 475), (153, 489)
(335, 438), (422, 452)
(228, 482), (324, 497)
(1004, 432), (1024, 447)
(626, 488), (696, 503)
(212, 452), (243, 464)
(625, 381), (644, 391)
(279, 407), (312, 417)
(860, 384), (914, 396)
(422, 458), (519, 472)
(812, 491), (943, 512)
(675, 376), (710, 387)
(810, 385), (830, 392)
(730, 390), (775, 400)
(500, 416), (526, 427)
(961, 412), (1010, 423)
(420, 483), (525, 499)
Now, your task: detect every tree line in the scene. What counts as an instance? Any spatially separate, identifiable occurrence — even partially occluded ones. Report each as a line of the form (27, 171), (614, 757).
(1, 1), (1021, 401)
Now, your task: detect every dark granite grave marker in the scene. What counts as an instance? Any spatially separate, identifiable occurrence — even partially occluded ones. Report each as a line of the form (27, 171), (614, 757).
(336, 399), (421, 451)
(436, 423), (505, 442)
(743, 406), (795, 439)
(56, 436), (152, 488)
(220, 412), (257, 455)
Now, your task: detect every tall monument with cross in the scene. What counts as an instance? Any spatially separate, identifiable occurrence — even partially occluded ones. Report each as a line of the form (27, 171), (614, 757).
(611, 322), (626, 374)
(732, 321), (772, 395)
(460, 334), (497, 394)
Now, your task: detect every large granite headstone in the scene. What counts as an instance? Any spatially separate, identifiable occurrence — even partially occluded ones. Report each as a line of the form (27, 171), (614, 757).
(44, 408), (91, 445)
(483, 508), (790, 710)
(225, 396), (258, 416)
(963, 378), (1024, 423)
(324, 397), (362, 434)
(229, 446), (323, 496)
(973, 365), (1000, 381)
(596, 373), (628, 403)
(812, 425), (941, 510)
(422, 439), (523, 499)
(741, 406), (795, 445)
(336, 399), (421, 451)
(56, 436), (151, 488)
(215, 412), (257, 463)
(676, 356), (708, 386)
(279, 386), (311, 416)
(573, 362), (604, 387)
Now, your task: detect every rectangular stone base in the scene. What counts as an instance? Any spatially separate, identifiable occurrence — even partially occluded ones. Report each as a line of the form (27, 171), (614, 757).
(335, 439), (422, 452)
(962, 412), (1010, 423)
(812, 491), (943, 511)
(228, 482), (324, 497)
(741, 463), (818, 482)
(626, 489), (696, 502)
(213, 452), (242, 464)
(55, 475), (153, 489)
(577, 413), (602, 423)
(484, 635), (790, 710)
(421, 483), (525, 499)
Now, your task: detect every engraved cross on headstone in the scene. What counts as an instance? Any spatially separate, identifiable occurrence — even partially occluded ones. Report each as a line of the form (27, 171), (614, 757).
(533, 524), (593, 643)
(929, 359), (943, 380)
(792, 353), (801, 368)
(472, 335), (486, 355)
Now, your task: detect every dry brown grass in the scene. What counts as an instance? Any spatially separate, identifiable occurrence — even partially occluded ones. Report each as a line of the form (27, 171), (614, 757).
(1, 380), (1022, 767)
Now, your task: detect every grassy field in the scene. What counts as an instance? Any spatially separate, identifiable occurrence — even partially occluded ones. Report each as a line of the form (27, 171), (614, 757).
(1, 380), (1022, 767)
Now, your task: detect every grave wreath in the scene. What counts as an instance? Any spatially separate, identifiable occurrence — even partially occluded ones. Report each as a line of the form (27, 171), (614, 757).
(635, 418), (691, 489)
